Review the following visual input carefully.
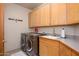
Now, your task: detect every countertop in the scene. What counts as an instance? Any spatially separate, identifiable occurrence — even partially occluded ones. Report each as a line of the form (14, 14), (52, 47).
(40, 35), (79, 53)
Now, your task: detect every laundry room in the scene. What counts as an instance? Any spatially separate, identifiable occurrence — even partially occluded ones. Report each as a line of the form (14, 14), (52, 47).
(0, 2), (79, 57)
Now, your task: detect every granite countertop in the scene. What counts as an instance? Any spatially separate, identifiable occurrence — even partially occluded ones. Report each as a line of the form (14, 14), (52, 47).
(40, 35), (79, 53)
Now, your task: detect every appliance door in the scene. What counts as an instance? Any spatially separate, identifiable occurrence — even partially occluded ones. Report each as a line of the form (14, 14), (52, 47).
(21, 33), (26, 52)
(26, 39), (33, 52)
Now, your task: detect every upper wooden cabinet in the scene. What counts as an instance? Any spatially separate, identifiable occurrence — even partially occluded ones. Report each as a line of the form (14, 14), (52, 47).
(50, 4), (66, 26)
(29, 4), (50, 27)
(29, 11), (35, 27)
(34, 9), (41, 27)
(40, 4), (50, 26)
(29, 3), (79, 27)
(67, 4), (79, 25)
(29, 9), (40, 27)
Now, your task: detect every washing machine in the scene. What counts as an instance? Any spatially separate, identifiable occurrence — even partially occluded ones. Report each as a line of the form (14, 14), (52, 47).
(21, 33), (27, 52)
(21, 32), (46, 56)
(25, 33), (46, 56)
(25, 33), (40, 56)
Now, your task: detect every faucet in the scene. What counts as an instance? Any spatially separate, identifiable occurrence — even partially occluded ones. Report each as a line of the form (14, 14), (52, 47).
(53, 27), (56, 36)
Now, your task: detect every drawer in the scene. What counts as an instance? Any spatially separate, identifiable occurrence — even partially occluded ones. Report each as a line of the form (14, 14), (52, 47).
(39, 37), (59, 46)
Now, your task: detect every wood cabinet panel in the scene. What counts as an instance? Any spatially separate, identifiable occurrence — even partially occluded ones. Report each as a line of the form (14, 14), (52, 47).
(29, 4), (50, 27)
(59, 43), (71, 56)
(39, 37), (79, 56)
(29, 3), (79, 27)
(50, 3), (66, 26)
(39, 37), (59, 56)
(29, 11), (36, 27)
(71, 52), (78, 56)
(0, 3), (4, 56)
(0, 43), (4, 56)
(67, 4), (79, 24)
(34, 9), (41, 27)
(40, 4), (50, 26)
(40, 37), (59, 46)
(39, 41), (48, 56)
(48, 45), (59, 56)
(71, 50), (79, 56)
(29, 9), (41, 27)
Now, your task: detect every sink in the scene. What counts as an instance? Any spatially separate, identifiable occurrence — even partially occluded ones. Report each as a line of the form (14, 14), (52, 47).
(41, 35), (59, 39)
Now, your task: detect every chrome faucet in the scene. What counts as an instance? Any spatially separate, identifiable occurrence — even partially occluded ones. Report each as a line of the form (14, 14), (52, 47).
(53, 27), (56, 36)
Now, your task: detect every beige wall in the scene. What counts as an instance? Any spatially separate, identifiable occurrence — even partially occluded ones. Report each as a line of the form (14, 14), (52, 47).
(4, 3), (31, 52)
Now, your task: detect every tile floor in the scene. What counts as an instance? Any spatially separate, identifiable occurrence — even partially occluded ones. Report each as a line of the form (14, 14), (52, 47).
(11, 51), (27, 56)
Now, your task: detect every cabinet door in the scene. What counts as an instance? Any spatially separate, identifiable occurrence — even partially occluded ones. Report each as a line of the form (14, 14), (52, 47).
(0, 4), (4, 56)
(35, 9), (41, 27)
(71, 50), (79, 56)
(39, 41), (48, 56)
(39, 37), (59, 56)
(51, 3), (66, 25)
(29, 4), (50, 27)
(48, 46), (59, 56)
(40, 4), (50, 26)
(67, 4), (79, 24)
(29, 11), (36, 27)
(59, 43), (71, 56)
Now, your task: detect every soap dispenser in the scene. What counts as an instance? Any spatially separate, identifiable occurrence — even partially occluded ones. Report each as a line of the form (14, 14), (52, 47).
(61, 28), (65, 38)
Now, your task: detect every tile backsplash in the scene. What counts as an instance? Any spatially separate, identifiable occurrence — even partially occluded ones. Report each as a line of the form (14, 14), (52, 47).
(30, 25), (79, 36)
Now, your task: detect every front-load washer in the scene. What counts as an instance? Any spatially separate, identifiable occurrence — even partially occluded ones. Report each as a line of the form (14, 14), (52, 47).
(21, 33), (26, 52)
(25, 33), (46, 56)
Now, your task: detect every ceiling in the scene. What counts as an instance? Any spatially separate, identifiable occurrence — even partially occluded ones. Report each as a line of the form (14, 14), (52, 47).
(17, 3), (42, 10)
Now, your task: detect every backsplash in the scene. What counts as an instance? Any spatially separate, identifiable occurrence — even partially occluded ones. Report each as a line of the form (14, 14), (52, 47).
(30, 25), (79, 36)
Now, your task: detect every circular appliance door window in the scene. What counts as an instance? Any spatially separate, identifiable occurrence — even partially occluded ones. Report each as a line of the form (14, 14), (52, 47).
(26, 39), (33, 52)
